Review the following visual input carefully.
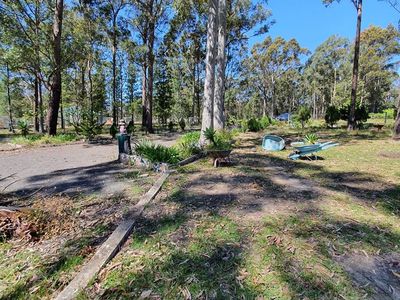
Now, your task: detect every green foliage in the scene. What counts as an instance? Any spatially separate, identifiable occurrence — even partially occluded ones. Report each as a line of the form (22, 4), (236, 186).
(203, 128), (217, 145)
(176, 131), (201, 158)
(259, 116), (271, 129)
(247, 118), (261, 132)
(304, 133), (318, 144)
(340, 105), (370, 127)
(295, 106), (311, 129)
(17, 120), (29, 137)
(168, 121), (175, 132)
(178, 118), (186, 131)
(134, 140), (181, 164)
(203, 128), (234, 151)
(126, 120), (134, 134)
(325, 106), (341, 127)
(73, 113), (103, 140)
(109, 123), (118, 139)
(369, 109), (396, 120)
(12, 133), (80, 146)
(239, 119), (248, 132)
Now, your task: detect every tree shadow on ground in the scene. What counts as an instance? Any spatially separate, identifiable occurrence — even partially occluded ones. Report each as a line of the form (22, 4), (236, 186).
(1, 223), (114, 300)
(259, 206), (400, 299)
(234, 151), (399, 216)
(88, 209), (261, 299)
(1, 161), (133, 198)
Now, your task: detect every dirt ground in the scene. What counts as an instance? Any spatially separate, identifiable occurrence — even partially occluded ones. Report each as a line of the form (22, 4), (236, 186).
(0, 133), (181, 197)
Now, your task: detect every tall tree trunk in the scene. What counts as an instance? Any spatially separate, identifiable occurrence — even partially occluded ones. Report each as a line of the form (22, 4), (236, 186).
(141, 63), (147, 128)
(60, 99), (65, 130)
(6, 63), (15, 133)
(34, 0), (41, 132)
(146, 2), (155, 134)
(200, 0), (218, 144)
(394, 101), (400, 140)
(87, 59), (93, 117)
(192, 63), (196, 118)
(141, 24), (148, 129)
(333, 67), (337, 104)
(213, 0), (226, 130)
(271, 79), (276, 117)
(196, 59), (201, 123)
(47, 0), (64, 135)
(34, 76), (39, 132)
(348, 0), (362, 131)
(38, 79), (44, 132)
(119, 60), (124, 120)
(112, 14), (118, 125)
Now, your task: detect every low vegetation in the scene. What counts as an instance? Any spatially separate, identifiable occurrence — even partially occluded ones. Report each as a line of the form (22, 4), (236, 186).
(11, 133), (81, 146)
(134, 139), (181, 164)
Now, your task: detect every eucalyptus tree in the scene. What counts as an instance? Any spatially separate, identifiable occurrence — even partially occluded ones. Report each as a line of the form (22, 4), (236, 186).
(46, 0), (64, 135)
(200, 0), (218, 144)
(0, 0), (50, 132)
(213, 0), (227, 130)
(377, 0), (400, 139)
(324, 0), (363, 130)
(304, 35), (350, 117)
(99, 0), (127, 125)
(130, 0), (171, 133)
(358, 25), (400, 112)
(244, 37), (308, 117)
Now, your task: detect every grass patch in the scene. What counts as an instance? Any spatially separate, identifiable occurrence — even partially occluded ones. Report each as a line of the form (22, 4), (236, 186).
(11, 133), (81, 146)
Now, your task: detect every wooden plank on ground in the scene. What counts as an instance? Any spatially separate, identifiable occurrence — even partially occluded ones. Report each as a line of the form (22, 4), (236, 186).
(55, 172), (170, 300)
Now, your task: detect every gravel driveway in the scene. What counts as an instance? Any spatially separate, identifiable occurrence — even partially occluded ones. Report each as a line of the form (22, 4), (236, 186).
(0, 142), (127, 196)
(0, 132), (182, 197)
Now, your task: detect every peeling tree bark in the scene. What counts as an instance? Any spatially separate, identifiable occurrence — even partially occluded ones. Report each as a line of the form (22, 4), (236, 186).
(200, 0), (218, 144)
(213, 0), (226, 130)
(348, 0), (362, 131)
(46, 0), (64, 135)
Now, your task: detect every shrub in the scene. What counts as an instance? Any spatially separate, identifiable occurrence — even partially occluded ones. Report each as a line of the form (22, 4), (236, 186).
(126, 120), (134, 134)
(239, 119), (248, 132)
(203, 128), (233, 150)
(325, 106), (340, 128)
(259, 116), (271, 129)
(168, 121), (175, 132)
(110, 123), (118, 138)
(340, 104), (369, 127)
(304, 133), (318, 144)
(247, 118), (261, 132)
(295, 106), (311, 129)
(176, 131), (201, 158)
(18, 120), (30, 137)
(73, 113), (103, 139)
(179, 118), (186, 131)
(134, 140), (181, 164)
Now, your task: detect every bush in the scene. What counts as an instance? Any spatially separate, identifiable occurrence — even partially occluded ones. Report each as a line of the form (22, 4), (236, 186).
(239, 119), (248, 132)
(304, 133), (318, 144)
(340, 105), (369, 127)
(259, 116), (271, 129)
(110, 123), (118, 138)
(325, 106), (340, 128)
(179, 118), (186, 131)
(295, 106), (311, 129)
(247, 118), (261, 132)
(17, 120), (30, 137)
(168, 121), (175, 132)
(12, 133), (80, 146)
(134, 140), (181, 164)
(176, 131), (201, 158)
(203, 128), (233, 150)
(126, 120), (134, 134)
(73, 113), (103, 139)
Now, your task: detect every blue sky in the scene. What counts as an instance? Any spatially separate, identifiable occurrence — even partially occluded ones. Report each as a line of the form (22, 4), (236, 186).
(252, 0), (399, 52)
